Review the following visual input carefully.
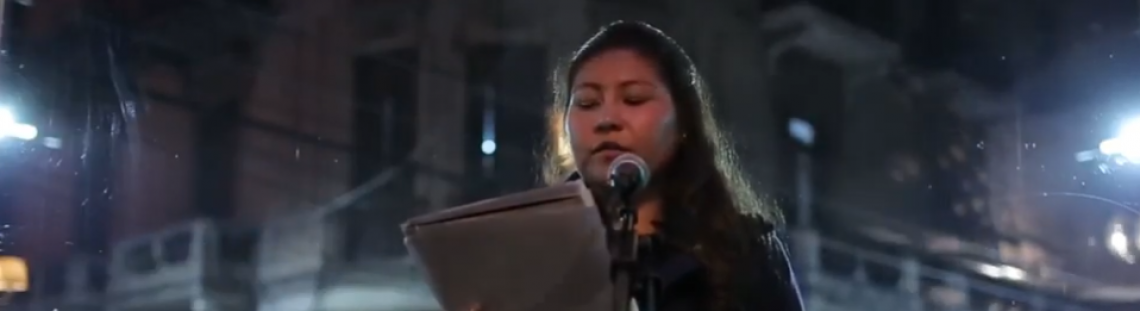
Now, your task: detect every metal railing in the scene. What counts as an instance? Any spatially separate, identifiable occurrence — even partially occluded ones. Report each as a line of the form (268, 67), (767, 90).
(795, 228), (1099, 311)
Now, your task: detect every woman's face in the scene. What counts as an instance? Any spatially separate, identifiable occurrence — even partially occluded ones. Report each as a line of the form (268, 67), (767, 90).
(566, 48), (679, 186)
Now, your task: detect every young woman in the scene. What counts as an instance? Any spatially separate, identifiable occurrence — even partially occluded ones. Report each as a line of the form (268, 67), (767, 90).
(540, 20), (805, 311)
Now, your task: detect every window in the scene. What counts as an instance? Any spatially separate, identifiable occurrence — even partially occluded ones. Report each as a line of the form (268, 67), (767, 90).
(351, 49), (417, 192)
(161, 231), (193, 264)
(124, 244), (157, 274)
(347, 50), (419, 259)
(464, 44), (548, 200)
(220, 229), (259, 264)
(86, 261), (109, 292)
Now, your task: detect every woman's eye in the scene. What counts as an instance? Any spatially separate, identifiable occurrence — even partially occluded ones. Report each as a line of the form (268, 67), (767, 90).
(574, 99), (600, 108)
(622, 87), (654, 105)
(623, 96), (650, 105)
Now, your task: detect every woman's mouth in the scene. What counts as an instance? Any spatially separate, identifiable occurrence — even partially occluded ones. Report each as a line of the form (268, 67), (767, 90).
(596, 149), (632, 163)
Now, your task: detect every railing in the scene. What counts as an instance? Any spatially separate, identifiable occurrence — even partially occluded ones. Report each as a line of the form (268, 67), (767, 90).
(794, 228), (1098, 311)
(108, 220), (208, 293)
(106, 219), (260, 295)
(806, 196), (1118, 303)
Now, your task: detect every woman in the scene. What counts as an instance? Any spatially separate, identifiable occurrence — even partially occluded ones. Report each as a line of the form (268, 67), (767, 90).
(544, 21), (804, 310)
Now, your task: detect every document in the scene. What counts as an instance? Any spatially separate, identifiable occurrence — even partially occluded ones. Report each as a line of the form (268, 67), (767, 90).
(403, 181), (614, 311)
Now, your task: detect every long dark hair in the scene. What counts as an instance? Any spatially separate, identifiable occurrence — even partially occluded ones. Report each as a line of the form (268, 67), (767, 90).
(542, 21), (782, 309)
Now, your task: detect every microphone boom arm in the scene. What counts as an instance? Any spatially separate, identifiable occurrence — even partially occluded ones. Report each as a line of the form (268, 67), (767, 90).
(607, 153), (655, 311)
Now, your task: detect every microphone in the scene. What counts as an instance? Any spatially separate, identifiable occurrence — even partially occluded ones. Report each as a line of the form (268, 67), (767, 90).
(608, 153), (650, 197)
(606, 153), (651, 311)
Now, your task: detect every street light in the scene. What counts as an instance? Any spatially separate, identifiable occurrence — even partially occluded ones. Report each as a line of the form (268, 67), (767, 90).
(1095, 117), (1140, 164)
(0, 107), (36, 141)
(1108, 220), (1135, 264)
(1040, 192), (1140, 264)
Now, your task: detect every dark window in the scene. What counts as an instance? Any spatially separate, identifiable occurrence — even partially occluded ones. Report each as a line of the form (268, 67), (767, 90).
(772, 49), (845, 228)
(352, 49), (418, 187)
(194, 102), (241, 219)
(124, 244), (157, 274)
(86, 261), (109, 292)
(347, 49), (419, 260)
(39, 263), (66, 297)
(220, 228), (259, 264)
(464, 44), (548, 201)
(161, 231), (193, 264)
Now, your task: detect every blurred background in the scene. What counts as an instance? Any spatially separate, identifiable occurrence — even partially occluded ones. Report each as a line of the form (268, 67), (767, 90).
(0, 0), (1138, 310)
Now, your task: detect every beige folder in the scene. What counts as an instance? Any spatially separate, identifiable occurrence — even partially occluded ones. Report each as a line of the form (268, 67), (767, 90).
(402, 181), (614, 311)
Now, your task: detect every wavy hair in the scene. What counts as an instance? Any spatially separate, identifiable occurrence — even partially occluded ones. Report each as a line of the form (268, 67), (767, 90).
(541, 21), (782, 309)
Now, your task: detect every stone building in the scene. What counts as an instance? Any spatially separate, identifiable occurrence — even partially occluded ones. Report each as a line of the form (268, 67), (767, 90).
(0, 0), (1126, 310)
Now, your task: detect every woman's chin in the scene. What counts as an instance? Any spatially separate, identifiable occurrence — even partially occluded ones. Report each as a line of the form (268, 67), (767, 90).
(582, 165), (612, 183)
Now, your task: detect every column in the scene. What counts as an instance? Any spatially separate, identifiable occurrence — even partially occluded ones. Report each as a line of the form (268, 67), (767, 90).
(10, 144), (78, 259)
(111, 64), (198, 243)
(544, 0), (588, 65)
(792, 228), (820, 307)
(899, 258), (924, 311)
(235, 0), (355, 221)
(943, 273), (971, 311)
(412, 0), (467, 210)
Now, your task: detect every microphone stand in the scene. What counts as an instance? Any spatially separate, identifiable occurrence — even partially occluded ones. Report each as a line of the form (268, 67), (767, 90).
(609, 185), (657, 311)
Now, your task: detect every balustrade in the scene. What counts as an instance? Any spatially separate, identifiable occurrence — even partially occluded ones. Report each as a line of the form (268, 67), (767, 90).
(101, 219), (256, 311)
(793, 228), (1095, 311)
(108, 220), (210, 295)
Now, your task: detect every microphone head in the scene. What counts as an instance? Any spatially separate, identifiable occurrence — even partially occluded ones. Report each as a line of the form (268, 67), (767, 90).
(608, 153), (650, 193)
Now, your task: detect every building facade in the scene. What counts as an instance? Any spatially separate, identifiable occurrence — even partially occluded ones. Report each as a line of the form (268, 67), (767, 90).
(1, 0), (1127, 310)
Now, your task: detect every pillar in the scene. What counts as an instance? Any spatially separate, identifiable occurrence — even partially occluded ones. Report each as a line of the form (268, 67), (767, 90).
(412, 0), (467, 210)
(111, 64), (198, 243)
(899, 258), (924, 311)
(544, 0), (588, 65)
(235, 0), (355, 221)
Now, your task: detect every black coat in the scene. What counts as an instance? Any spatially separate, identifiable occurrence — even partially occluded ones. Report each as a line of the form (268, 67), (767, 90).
(632, 226), (804, 311)
(568, 173), (804, 311)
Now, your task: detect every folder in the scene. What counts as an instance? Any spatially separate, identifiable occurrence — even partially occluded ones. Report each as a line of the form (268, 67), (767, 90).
(403, 181), (614, 311)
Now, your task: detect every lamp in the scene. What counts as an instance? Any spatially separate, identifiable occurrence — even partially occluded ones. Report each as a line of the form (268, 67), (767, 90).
(0, 256), (28, 305)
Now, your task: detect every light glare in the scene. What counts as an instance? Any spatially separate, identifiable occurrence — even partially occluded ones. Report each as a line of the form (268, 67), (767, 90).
(977, 263), (1027, 281)
(481, 140), (496, 155)
(6, 124), (37, 140)
(1109, 223), (1134, 264)
(788, 118), (815, 146)
(0, 108), (37, 141)
(1099, 118), (1140, 163)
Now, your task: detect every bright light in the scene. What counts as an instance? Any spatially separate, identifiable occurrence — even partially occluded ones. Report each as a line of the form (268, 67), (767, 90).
(5, 124), (37, 140)
(1111, 231), (1129, 253)
(1109, 223), (1135, 263)
(480, 139), (496, 155)
(977, 263), (1027, 280)
(788, 118), (815, 146)
(43, 137), (61, 149)
(1100, 118), (1140, 163)
(0, 108), (37, 141)
(0, 109), (15, 126)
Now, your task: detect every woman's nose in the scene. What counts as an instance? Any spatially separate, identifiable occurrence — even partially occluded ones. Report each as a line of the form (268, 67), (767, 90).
(595, 116), (619, 133)
(594, 104), (625, 133)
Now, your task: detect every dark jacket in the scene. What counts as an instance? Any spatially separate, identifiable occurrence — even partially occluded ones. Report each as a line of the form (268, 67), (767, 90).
(632, 225), (804, 311)
(569, 173), (804, 311)
(734, 228), (805, 311)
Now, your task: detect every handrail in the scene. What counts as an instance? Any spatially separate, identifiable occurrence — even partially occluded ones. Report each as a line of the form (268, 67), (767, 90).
(805, 195), (1113, 294)
(808, 231), (1098, 311)
(257, 156), (469, 229)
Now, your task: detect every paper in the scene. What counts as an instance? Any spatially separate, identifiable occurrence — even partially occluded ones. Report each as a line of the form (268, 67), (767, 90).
(403, 181), (614, 311)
